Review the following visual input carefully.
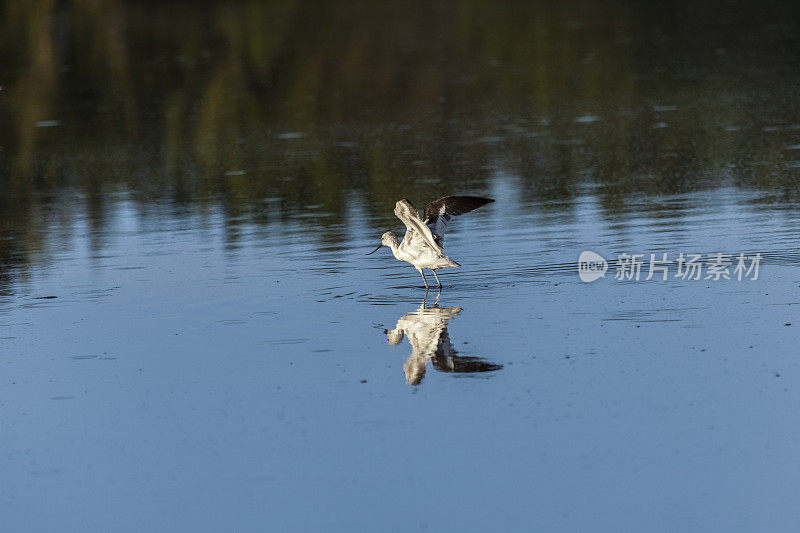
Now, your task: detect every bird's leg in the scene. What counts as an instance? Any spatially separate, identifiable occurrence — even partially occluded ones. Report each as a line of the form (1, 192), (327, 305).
(432, 269), (442, 288)
(418, 268), (429, 289)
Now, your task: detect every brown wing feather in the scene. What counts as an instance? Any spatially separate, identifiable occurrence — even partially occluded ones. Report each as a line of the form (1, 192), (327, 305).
(422, 196), (494, 245)
(422, 196), (495, 222)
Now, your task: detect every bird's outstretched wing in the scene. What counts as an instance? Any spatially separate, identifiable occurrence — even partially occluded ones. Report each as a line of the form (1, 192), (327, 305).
(394, 199), (441, 251)
(422, 196), (494, 246)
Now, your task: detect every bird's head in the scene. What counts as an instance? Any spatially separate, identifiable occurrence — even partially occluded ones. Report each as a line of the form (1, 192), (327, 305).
(385, 327), (404, 345)
(366, 231), (397, 255)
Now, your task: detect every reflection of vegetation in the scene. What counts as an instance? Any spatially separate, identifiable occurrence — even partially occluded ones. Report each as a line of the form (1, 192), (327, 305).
(0, 0), (799, 282)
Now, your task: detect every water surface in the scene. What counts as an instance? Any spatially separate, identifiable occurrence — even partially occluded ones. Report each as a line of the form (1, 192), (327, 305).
(2, 1), (800, 531)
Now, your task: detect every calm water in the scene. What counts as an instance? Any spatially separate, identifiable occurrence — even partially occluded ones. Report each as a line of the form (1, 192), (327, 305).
(3, 1), (800, 531)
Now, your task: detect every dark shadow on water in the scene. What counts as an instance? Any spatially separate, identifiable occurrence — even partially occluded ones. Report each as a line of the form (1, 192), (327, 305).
(383, 290), (503, 386)
(2, 1), (800, 296)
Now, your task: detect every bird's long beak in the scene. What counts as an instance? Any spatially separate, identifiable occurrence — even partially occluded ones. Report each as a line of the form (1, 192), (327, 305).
(366, 243), (382, 255)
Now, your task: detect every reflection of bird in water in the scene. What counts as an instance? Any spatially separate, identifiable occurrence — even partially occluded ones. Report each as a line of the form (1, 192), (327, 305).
(367, 196), (494, 288)
(385, 291), (503, 385)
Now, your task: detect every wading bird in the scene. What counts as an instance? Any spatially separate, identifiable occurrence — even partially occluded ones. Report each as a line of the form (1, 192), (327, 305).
(384, 291), (503, 385)
(367, 196), (494, 288)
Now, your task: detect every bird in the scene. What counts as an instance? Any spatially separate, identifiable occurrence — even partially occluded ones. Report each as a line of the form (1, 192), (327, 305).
(384, 291), (503, 385)
(367, 195), (494, 288)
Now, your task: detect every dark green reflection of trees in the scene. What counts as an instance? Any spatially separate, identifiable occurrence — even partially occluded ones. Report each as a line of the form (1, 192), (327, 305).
(1, 0), (799, 283)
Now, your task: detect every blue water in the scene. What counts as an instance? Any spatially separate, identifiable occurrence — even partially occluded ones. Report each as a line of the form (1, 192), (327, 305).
(3, 185), (800, 531)
(4, 1), (800, 530)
